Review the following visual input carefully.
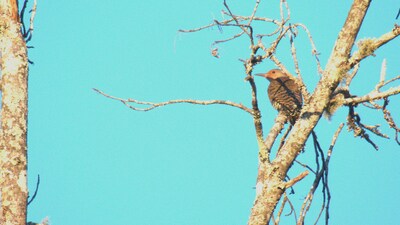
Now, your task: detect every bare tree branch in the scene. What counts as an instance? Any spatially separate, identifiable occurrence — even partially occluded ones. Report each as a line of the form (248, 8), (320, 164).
(274, 195), (287, 225)
(347, 107), (380, 150)
(382, 98), (400, 145)
(288, 32), (311, 102)
(348, 25), (400, 68)
(297, 124), (344, 225)
(26, 0), (37, 43)
(295, 160), (316, 174)
(294, 23), (324, 75)
(345, 63), (360, 87)
(343, 86), (400, 105)
(178, 15), (281, 34)
(96, 1), (400, 224)
(20, 0), (37, 42)
(284, 193), (297, 221)
(27, 174), (40, 205)
(285, 170), (309, 188)
(93, 88), (253, 114)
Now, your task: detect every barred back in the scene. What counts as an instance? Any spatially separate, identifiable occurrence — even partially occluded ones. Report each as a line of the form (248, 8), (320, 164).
(267, 77), (302, 122)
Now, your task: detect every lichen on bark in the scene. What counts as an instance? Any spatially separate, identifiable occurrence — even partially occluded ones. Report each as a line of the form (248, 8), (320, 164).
(0, 2), (29, 223)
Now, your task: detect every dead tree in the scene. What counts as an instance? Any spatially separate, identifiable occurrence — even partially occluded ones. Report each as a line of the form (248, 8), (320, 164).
(95, 0), (400, 224)
(0, 0), (37, 224)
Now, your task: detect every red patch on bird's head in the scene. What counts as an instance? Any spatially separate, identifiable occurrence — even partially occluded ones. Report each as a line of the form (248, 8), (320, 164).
(255, 69), (287, 81)
(265, 69), (287, 80)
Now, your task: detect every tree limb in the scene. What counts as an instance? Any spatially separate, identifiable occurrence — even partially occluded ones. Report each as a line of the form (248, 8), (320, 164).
(93, 88), (253, 114)
(343, 86), (400, 105)
(285, 170), (309, 189)
(297, 124), (344, 225)
(348, 24), (400, 68)
(250, 1), (373, 224)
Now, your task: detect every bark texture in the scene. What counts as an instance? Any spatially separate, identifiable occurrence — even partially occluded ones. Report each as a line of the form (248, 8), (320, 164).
(248, 0), (372, 224)
(0, 0), (29, 224)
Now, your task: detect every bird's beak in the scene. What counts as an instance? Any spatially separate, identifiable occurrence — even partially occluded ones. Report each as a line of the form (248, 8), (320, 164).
(254, 73), (266, 78)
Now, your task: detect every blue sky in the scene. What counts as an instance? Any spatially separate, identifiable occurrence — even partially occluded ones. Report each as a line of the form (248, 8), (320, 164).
(26, 1), (400, 224)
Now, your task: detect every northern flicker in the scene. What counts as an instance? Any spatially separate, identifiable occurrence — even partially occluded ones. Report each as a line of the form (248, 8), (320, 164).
(256, 69), (302, 123)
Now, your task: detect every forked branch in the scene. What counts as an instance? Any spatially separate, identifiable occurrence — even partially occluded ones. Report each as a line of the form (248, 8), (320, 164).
(348, 25), (400, 68)
(297, 124), (344, 225)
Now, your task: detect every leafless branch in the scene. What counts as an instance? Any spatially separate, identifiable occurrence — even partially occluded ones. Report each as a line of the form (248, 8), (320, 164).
(285, 170), (309, 188)
(93, 88), (253, 114)
(178, 21), (221, 33)
(284, 193), (297, 220)
(178, 15), (281, 33)
(95, 1), (400, 224)
(376, 58), (387, 91)
(347, 107), (380, 150)
(295, 160), (316, 174)
(26, 0), (37, 42)
(382, 98), (400, 145)
(20, 0), (37, 42)
(277, 124), (292, 156)
(348, 25), (400, 68)
(382, 75), (400, 88)
(289, 32), (301, 78)
(288, 31), (311, 102)
(223, 0), (251, 37)
(255, 113), (287, 196)
(294, 23), (324, 75)
(214, 30), (246, 46)
(297, 124), (344, 225)
(279, 0), (290, 24)
(345, 63), (360, 87)
(343, 86), (400, 105)
(27, 174), (40, 205)
(274, 194), (287, 225)
(20, 0), (29, 34)
(248, 0), (261, 26)
(263, 112), (287, 159)
(320, 124), (345, 225)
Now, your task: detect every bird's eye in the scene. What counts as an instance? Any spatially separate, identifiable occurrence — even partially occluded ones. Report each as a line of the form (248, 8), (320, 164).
(272, 71), (275, 73)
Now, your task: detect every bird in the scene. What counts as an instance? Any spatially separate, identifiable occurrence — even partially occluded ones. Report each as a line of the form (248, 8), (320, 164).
(256, 69), (302, 124)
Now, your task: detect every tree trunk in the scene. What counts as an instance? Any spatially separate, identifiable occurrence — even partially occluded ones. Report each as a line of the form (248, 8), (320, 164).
(248, 0), (371, 224)
(0, 0), (29, 224)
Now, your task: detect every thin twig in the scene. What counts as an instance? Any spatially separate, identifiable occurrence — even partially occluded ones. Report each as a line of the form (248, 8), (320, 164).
(285, 193), (298, 223)
(343, 86), (400, 105)
(289, 29), (311, 102)
(93, 88), (253, 114)
(345, 63), (360, 87)
(19, 0), (37, 42)
(213, 30), (245, 46)
(223, 0), (253, 44)
(382, 98), (400, 145)
(274, 194), (287, 225)
(276, 124), (292, 156)
(382, 75), (400, 88)
(376, 58), (387, 91)
(298, 124), (344, 225)
(247, 0), (261, 28)
(25, 0), (37, 43)
(347, 107), (379, 150)
(285, 170), (309, 188)
(295, 160), (316, 174)
(20, 0), (29, 36)
(27, 175), (40, 205)
(294, 23), (323, 75)
(178, 21), (223, 33)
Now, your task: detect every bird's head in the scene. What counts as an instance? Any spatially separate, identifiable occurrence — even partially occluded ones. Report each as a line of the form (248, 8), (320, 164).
(255, 69), (287, 81)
